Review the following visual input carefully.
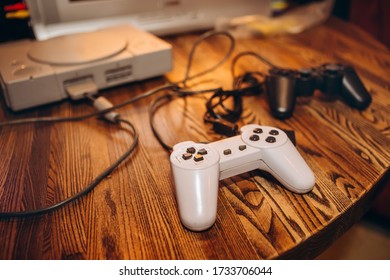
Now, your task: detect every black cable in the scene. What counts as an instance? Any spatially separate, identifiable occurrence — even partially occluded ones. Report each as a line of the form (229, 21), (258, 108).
(230, 51), (277, 79)
(204, 88), (243, 123)
(200, 51), (268, 135)
(232, 71), (265, 92)
(149, 92), (176, 153)
(0, 83), (176, 127)
(0, 82), (173, 218)
(148, 87), (220, 153)
(0, 82), (174, 218)
(144, 31), (279, 151)
(178, 30), (236, 87)
(148, 30), (238, 150)
(148, 32), (279, 148)
(0, 118), (139, 218)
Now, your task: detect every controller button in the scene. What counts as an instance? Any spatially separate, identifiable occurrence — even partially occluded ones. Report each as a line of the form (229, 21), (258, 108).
(182, 153), (193, 160)
(266, 136), (276, 143)
(197, 148), (208, 155)
(223, 149), (232, 155)
(269, 130), (279, 135)
(239, 145), (246, 151)
(186, 147), (196, 154)
(253, 128), (263, 134)
(249, 134), (260, 141)
(193, 154), (204, 162)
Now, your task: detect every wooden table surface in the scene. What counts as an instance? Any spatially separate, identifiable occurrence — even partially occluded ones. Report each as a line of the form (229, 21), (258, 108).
(0, 17), (389, 260)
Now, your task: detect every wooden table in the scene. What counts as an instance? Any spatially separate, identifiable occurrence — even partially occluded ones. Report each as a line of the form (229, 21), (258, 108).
(0, 17), (389, 260)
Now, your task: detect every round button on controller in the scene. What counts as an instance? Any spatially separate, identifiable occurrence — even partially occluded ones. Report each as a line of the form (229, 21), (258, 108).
(266, 136), (276, 143)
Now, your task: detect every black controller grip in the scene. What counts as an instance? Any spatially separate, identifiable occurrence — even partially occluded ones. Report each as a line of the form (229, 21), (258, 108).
(266, 68), (296, 119)
(341, 66), (372, 109)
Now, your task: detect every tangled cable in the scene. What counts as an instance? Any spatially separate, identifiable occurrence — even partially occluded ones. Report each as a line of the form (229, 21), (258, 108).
(149, 33), (270, 151)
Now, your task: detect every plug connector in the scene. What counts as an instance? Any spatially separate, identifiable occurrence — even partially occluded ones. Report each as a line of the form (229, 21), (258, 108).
(211, 119), (238, 137)
(65, 76), (98, 100)
(93, 96), (120, 123)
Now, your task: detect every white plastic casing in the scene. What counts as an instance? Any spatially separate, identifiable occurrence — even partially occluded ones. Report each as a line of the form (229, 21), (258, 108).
(170, 142), (220, 231)
(170, 125), (315, 231)
(0, 24), (172, 111)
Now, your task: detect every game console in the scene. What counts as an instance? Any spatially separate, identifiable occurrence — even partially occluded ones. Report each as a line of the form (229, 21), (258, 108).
(0, 24), (172, 111)
(170, 124), (315, 231)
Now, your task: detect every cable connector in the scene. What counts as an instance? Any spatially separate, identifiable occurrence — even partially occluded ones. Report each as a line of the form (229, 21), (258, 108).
(210, 119), (238, 137)
(93, 96), (120, 123)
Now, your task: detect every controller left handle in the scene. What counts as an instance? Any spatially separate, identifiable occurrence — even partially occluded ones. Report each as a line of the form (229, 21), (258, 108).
(266, 68), (297, 119)
(170, 142), (221, 231)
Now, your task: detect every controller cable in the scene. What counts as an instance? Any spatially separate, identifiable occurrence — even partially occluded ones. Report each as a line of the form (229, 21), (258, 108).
(0, 96), (141, 218)
(149, 30), (238, 152)
(202, 51), (286, 136)
(150, 47), (271, 152)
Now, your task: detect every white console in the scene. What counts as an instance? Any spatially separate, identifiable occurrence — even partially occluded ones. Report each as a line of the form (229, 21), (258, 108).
(0, 24), (172, 111)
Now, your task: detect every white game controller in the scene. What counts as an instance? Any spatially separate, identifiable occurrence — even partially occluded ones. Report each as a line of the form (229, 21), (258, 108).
(170, 124), (315, 231)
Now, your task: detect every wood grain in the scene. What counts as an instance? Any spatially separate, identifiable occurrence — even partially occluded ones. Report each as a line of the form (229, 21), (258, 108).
(0, 17), (389, 259)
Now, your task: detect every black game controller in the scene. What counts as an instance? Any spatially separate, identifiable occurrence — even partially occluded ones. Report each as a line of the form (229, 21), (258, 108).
(265, 63), (372, 119)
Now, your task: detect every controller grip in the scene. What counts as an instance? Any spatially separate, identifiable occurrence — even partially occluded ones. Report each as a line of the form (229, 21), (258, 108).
(261, 140), (315, 193)
(341, 66), (372, 109)
(171, 163), (220, 231)
(266, 68), (297, 119)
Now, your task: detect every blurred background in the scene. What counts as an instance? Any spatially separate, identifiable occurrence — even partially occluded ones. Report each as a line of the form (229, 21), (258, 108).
(1, 0), (389, 47)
